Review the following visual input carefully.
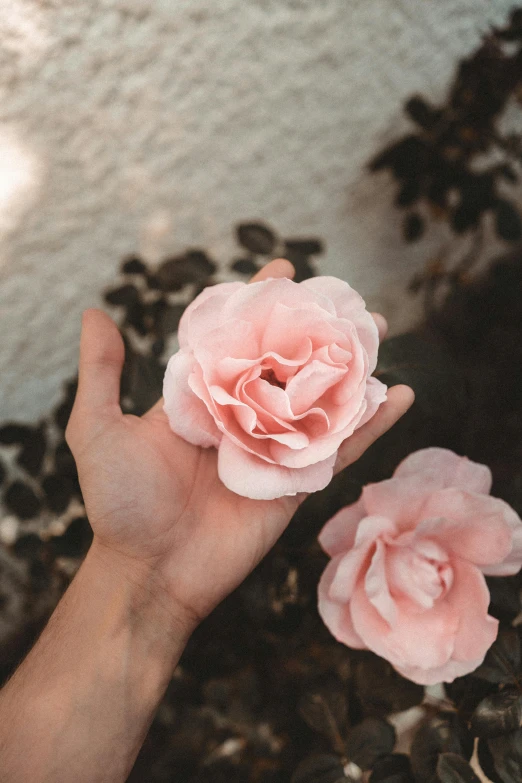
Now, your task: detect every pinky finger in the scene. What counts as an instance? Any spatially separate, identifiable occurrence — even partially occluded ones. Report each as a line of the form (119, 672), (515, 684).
(334, 385), (415, 474)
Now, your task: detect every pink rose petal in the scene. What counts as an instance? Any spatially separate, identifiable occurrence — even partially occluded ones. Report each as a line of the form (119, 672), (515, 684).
(355, 376), (388, 429)
(286, 360), (347, 416)
(328, 537), (375, 602)
(243, 376), (294, 421)
(217, 435), (337, 500)
(318, 556), (367, 649)
(394, 447), (492, 495)
(260, 302), (349, 359)
(301, 277), (380, 372)
(350, 582), (458, 671)
(481, 503), (522, 576)
(362, 473), (445, 530)
(395, 654), (487, 686)
(447, 559), (498, 664)
(163, 351), (221, 448)
(318, 499), (367, 556)
(415, 493), (513, 567)
(220, 277), (336, 325)
(364, 539), (398, 626)
(178, 282), (244, 349)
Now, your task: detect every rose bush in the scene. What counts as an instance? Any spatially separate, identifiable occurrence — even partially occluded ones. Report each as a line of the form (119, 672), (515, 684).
(163, 275), (386, 499)
(318, 448), (522, 685)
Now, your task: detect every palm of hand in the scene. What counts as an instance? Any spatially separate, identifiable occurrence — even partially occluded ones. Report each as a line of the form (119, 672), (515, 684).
(67, 260), (413, 628)
(76, 404), (296, 622)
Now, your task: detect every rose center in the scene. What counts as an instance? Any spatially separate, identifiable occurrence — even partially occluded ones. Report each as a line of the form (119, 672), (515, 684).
(260, 367), (286, 389)
(387, 545), (453, 610)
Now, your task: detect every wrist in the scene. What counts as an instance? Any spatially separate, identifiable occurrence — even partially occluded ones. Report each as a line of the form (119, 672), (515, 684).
(0, 535), (194, 783)
(86, 536), (197, 648)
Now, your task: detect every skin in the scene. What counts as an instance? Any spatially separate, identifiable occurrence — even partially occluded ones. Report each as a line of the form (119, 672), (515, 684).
(0, 259), (414, 782)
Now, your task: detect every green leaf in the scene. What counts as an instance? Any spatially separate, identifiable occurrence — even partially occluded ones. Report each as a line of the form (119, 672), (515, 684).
(160, 303), (186, 335)
(437, 753), (481, 783)
(477, 738), (503, 783)
(487, 728), (522, 783)
(495, 200), (522, 242)
(486, 576), (522, 623)
(410, 711), (473, 783)
(156, 250), (215, 291)
(346, 717), (396, 771)
(298, 688), (348, 753)
(405, 96), (442, 130)
(471, 688), (522, 738)
(354, 654), (424, 717)
(121, 351), (165, 416)
(291, 754), (349, 783)
(403, 213), (425, 242)
(474, 628), (522, 686)
(375, 334), (467, 420)
(370, 753), (414, 782)
(236, 222), (277, 255)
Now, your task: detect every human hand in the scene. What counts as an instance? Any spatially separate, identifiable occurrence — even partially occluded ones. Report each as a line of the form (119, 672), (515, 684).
(66, 260), (414, 634)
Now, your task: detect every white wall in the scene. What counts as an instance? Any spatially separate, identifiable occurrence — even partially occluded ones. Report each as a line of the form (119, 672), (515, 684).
(0, 0), (514, 421)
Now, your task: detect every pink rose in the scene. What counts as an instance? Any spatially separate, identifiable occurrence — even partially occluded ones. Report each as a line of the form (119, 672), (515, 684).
(318, 448), (522, 685)
(163, 276), (386, 500)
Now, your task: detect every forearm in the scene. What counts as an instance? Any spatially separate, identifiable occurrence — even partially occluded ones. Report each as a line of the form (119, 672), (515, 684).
(0, 539), (193, 783)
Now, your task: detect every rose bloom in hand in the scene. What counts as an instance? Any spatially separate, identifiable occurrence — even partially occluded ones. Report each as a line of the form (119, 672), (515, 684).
(318, 447), (522, 685)
(163, 276), (387, 499)
(65, 259), (413, 630)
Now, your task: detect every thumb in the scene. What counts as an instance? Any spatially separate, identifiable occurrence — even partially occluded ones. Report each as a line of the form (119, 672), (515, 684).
(71, 309), (125, 421)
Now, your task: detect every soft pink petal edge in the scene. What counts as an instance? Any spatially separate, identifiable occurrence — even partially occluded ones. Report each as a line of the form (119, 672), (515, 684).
(163, 350), (221, 448)
(393, 447), (492, 495)
(217, 434), (337, 499)
(301, 276), (380, 373)
(317, 555), (367, 649)
(395, 653), (487, 686)
(178, 281), (245, 349)
(415, 495), (513, 567)
(318, 499), (367, 557)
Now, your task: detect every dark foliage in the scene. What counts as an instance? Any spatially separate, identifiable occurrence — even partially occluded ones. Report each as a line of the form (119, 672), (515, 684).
(345, 717), (396, 770)
(16, 424), (47, 477)
(237, 222), (277, 255)
(42, 474), (76, 515)
(436, 753), (481, 783)
(353, 654), (424, 718)
(4, 481), (42, 520)
(0, 423), (33, 444)
(99, 223), (322, 359)
(371, 7), (522, 301)
(410, 711), (473, 783)
(487, 728), (522, 783)
(291, 755), (349, 783)
(474, 628), (522, 686)
(370, 754), (414, 783)
(470, 689), (522, 739)
(375, 334), (467, 421)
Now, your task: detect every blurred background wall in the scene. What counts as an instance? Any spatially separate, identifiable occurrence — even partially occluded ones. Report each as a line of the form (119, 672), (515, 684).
(0, 0), (513, 422)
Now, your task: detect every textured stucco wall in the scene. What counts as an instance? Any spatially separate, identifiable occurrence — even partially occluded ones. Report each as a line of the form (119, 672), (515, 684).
(0, 0), (514, 422)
